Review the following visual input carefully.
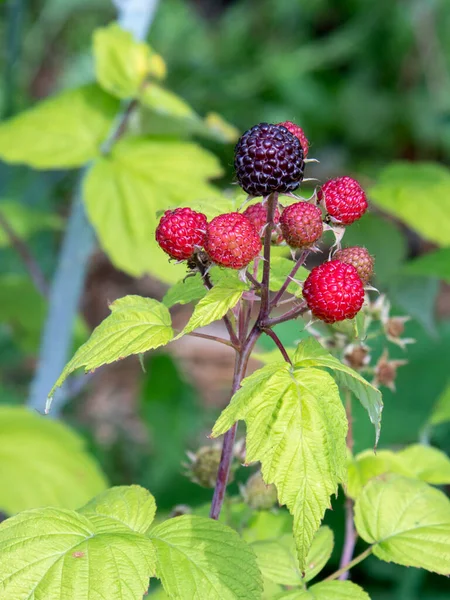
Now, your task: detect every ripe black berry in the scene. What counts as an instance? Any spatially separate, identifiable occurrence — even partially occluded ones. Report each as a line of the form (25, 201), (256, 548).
(234, 123), (304, 196)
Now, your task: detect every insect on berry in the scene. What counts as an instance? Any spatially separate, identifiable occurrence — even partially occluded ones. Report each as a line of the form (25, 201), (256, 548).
(318, 176), (368, 225)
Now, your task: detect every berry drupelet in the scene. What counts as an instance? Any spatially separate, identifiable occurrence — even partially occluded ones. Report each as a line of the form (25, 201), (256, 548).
(276, 121), (309, 158)
(333, 246), (374, 285)
(155, 207), (207, 261)
(318, 176), (368, 225)
(280, 201), (323, 249)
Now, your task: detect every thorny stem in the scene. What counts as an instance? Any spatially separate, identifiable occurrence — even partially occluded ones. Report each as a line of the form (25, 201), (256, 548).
(186, 331), (236, 350)
(270, 249), (309, 308)
(339, 390), (357, 580)
(262, 301), (308, 328)
(263, 328), (292, 365)
(0, 210), (49, 298)
(259, 193), (278, 320)
(324, 547), (373, 582)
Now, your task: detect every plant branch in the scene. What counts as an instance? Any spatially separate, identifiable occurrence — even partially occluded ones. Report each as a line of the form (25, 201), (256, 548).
(270, 249), (309, 308)
(339, 390), (356, 580)
(0, 210), (49, 298)
(262, 301), (308, 328)
(186, 331), (236, 350)
(258, 193), (278, 321)
(324, 547), (373, 582)
(245, 270), (261, 288)
(263, 328), (292, 364)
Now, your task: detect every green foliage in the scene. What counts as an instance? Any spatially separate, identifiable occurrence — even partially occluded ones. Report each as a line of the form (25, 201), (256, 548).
(212, 362), (347, 570)
(293, 337), (383, 444)
(355, 475), (450, 575)
(94, 23), (155, 99)
(0, 406), (107, 514)
(149, 514), (263, 599)
(175, 278), (247, 339)
(429, 382), (450, 427)
(48, 296), (173, 404)
(404, 248), (450, 283)
(275, 581), (370, 599)
(0, 486), (157, 600)
(163, 273), (206, 307)
(140, 82), (200, 122)
(83, 137), (222, 282)
(0, 202), (62, 248)
(369, 162), (450, 246)
(0, 85), (119, 168)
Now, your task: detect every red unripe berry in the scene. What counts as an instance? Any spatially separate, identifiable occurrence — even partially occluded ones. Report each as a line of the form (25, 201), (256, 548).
(243, 202), (281, 236)
(303, 260), (365, 323)
(280, 201), (323, 249)
(155, 207), (207, 261)
(277, 121), (309, 158)
(205, 212), (262, 269)
(318, 176), (368, 225)
(333, 246), (374, 285)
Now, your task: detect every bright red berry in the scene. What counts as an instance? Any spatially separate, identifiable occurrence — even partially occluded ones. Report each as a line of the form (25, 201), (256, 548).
(277, 121), (309, 158)
(205, 212), (262, 269)
(303, 260), (365, 323)
(243, 202), (281, 236)
(317, 176), (367, 225)
(279, 201), (323, 248)
(333, 246), (374, 285)
(155, 207), (207, 261)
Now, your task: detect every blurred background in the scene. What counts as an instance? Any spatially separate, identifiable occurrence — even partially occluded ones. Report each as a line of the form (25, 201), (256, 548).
(0, 1), (450, 598)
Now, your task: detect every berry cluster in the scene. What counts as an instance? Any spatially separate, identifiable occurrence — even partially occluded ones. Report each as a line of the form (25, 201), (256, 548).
(155, 121), (373, 324)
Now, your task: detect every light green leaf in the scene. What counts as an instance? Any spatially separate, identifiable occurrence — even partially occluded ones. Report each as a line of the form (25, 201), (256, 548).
(83, 137), (223, 282)
(48, 295), (173, 403)
(260, 256), (308, 295)
(253, 526), (333, 587)
(429, 382), (450, 427)
(293, 337), (383, 445)
(369, 162), (450, 245)
(149, 514), (263, 600)
(404, 248), (450, 283)
(94, 23), (153, 98)
(79, 485), (156, 534)
(176, 280), (247, 339)
(354, 474), (450, 574)
(0, 201), (62, 247)
(0, 498), (156, 599)
(347, 449), (407, 499)
(396, 444), (450, 484)
(0, 84), (119, 168)
(275, 581), (370, 599)
(204, 112), (240, 143)
(140, 82), (199, 120)
(243, 510), (293, 544)
(163, 273), (206, 307)
(0, 406), (107, 515)
(212, 363), (347, 571)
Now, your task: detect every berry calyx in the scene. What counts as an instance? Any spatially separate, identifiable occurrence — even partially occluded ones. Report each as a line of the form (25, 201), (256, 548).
(243, 202), (281, 238)
(303, 260), (365, 323)
(280, 201), (323, 249)
(234, 123), (304, 197)
(317, 176), (368, 225)
(155, 207), (207, 261)
(277, 121), (309, 157)
(204, 212), (262, 269)
(333, 246), (374, 285)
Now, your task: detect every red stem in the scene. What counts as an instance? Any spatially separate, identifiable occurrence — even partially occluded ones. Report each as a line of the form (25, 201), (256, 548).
(263, 328), (292, 364)
(262, 301), (308, 328)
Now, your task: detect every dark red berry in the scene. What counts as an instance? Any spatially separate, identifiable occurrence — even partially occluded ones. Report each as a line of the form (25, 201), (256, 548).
(234, 123), (304, 197)
(205, 212), (262, 269)
(155, 207), (207, 261)
(277, 121), (309, 157)
(333, 246), (374, 285)
(317, 176), (368, 225)
(303, 260), (365, 323)
(243, 202), (281, 236)
(280, 202), (323, 249)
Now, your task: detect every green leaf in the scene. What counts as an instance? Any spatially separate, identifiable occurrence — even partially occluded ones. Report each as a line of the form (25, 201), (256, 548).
(0, 406), (107, 515)
(369, 162), (450, 246)
(212, 363), (347, 571)
(163, 273), (206, 307)
(94, 23), (153, 98)
(396, 444), (450, 484)
(346, 450), (407, 499)
(149, 514), (263, 599)
(175, 279), (247, 339)
(48, 295), (173, 404)
(429, 382), (450, 427)
(79, 485), (156, 534)
(0, 84), (119, 168)
(140, 82), (200, 120)
(0, 488), (156, 599)
(243, 510), (293, 544)
(354, 474), (450, 574)
(252, 526), (333, 587)
(404, 248), (450, 283)
(0, 201), (62, 247)
(293, 337), (383, 445)
(275, 581), (370, 599)
(83, 137), (223, 282)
